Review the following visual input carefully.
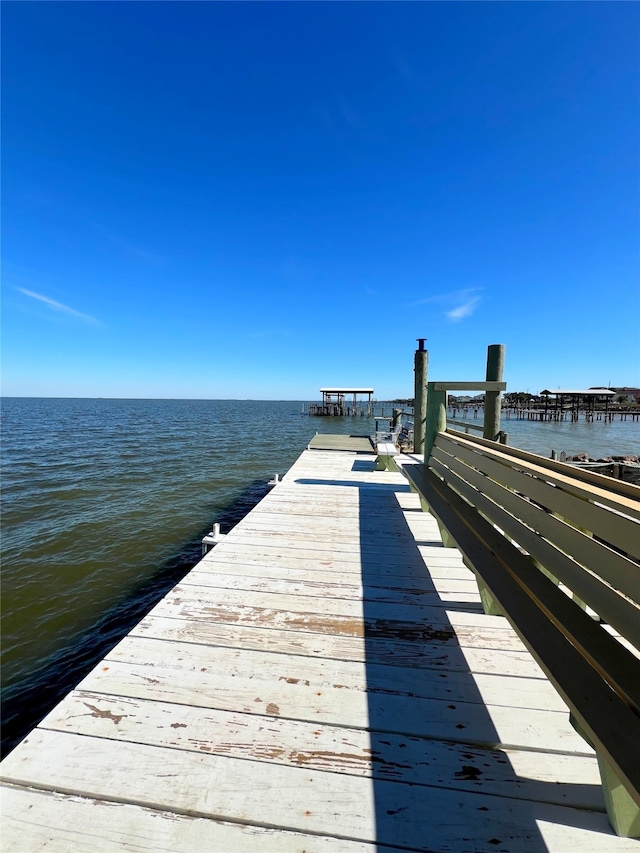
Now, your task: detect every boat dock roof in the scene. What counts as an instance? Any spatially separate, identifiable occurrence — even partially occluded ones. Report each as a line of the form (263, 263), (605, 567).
(319, 387), (375, 394)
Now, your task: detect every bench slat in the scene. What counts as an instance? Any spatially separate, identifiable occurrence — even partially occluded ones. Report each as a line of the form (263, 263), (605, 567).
(401, 462), (640, 716)
(444, 430), (640, 521)
(429, 452), (640, 648)
(431, 444), (640, 608)
(405, 463), (640, 808)
(438, 434), (640, 561)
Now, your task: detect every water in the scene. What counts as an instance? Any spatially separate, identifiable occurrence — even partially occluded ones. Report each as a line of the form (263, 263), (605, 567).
(1, 398), (638, 757)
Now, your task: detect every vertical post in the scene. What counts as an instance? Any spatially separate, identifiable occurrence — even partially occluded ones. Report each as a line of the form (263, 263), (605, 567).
(483, 344), (505, 441)
(425, 382), (447, 462)
(413, 338), (428, 455)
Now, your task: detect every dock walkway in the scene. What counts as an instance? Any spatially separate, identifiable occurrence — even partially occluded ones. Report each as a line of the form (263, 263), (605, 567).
(1, 445), (636, 851)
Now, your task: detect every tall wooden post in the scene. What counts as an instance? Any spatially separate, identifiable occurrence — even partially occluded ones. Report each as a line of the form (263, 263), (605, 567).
(425, 382), (447, 462)
(413, 338), (428, 455)
(483, 344), (505, 441)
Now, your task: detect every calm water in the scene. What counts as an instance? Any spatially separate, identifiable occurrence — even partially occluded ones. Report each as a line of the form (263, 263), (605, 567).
(1, 397), (638, 756)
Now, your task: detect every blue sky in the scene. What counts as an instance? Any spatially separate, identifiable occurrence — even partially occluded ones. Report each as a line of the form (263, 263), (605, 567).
(2, 2), (638, 399)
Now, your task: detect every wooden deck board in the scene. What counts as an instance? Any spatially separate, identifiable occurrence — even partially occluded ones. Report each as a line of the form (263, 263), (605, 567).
(40, 691), (603, 809)
(178, 568), (482, 605)
(131, 614), (550, 677)
(2, 444), (635, 851)
(0, 786), (391, 853)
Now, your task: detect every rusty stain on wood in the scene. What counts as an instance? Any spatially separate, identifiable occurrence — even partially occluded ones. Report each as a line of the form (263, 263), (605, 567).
(82, 703), (125, 725)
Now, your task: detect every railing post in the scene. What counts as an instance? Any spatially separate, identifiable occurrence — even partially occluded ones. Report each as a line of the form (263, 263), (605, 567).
(484, 344), (505, 440)
(413, 339), (428, 455)
(424, 382), (447, 462)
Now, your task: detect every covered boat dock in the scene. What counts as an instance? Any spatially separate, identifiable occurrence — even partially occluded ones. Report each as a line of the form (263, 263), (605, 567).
(308, 387), (374, 417)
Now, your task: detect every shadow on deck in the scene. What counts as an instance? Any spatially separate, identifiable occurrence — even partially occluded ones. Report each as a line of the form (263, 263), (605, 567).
(297, 470), (612, 852)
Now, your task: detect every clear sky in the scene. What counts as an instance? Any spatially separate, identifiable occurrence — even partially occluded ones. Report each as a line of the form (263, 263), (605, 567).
(2, 2), (638, 400)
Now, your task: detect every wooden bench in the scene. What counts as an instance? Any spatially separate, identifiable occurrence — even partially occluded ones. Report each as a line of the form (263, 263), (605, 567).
(375, 441), (399, 471)
(397, 429), (640, 837)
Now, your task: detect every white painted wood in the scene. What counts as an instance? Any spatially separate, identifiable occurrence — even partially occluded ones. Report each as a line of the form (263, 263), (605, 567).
(206, 540), (465, 573)
(193, 560), (476, 592)
(156, 584), (489, 626)
(80, 642), (582, 750)
(215, 531), (423, 555)
(101, 635), (567, 714)
(1, 786), (391, 853)
(376, 441), (399, 454)
(178, 570), (482, 606)
(131, 615), (547, 677)
(41, 691), (604, 810)
(3, 730), (634, 852)
(148, 593), (531, 651)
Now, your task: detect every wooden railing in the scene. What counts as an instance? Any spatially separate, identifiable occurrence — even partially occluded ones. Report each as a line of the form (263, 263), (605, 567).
(396, 428), (640, 837)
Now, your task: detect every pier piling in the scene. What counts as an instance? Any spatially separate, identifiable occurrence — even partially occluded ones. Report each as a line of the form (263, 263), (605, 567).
(413, 338), (428, 455)
(484, 344), (505, 441)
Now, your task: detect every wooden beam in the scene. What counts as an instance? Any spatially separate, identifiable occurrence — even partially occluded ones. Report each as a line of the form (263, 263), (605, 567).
(433, 381), (507, 391)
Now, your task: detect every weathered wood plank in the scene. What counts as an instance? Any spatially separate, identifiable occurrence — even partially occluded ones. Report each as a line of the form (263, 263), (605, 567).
(3, 730), (633, 852)
(41, 690), (605, 811)
(1, 786), (390, 853)
(83, 639), (583, 750)
(206, 540), (465, 573)
(227, 524), (422, 548)
(157, 584), (488, 625)
(148, 593), (531, 650)
(102, 635), (567, 714)
(194, 558), (476, 590)
(131, 615), (548, 677)
(178, 570), (482, 606)
(236, 507), (436, 529)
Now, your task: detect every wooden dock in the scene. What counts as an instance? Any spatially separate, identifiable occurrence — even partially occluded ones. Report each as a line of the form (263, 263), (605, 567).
(1, 442), (637, 851)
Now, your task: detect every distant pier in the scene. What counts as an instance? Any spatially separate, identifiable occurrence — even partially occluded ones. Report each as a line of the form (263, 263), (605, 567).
(307, 386), (374, 416)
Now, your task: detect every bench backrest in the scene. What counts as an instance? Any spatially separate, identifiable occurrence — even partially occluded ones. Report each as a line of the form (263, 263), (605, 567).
(409, 428), (640, 825)
(432, 430), (640, 646)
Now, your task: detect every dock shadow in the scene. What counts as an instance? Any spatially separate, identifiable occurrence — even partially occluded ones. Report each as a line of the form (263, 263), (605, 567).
(296, 475), (610, 852)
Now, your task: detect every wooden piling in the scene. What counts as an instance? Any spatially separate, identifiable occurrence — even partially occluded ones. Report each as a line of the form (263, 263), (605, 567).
(483, 344), (505, 441)
(413, 339), (428, 455)
(424, 382), (447, 461)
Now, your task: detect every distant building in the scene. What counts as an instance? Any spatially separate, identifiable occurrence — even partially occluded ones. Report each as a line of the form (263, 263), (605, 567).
(610, 387), (640, 403)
